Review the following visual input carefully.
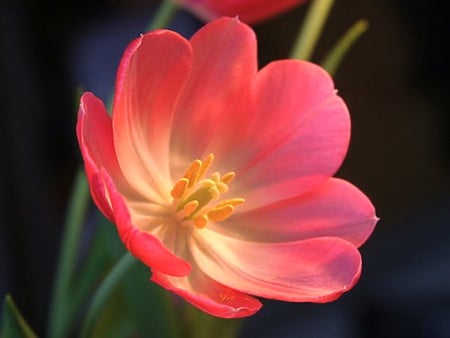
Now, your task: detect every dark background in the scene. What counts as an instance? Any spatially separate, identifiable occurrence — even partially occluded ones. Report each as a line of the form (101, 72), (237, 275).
(1, 0), (449, 336)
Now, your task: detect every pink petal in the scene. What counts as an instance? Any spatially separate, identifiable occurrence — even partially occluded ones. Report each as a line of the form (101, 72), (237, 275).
(100, 169), (191, 277)
(77, 92), (132, 220)
(212, 178), (378, 247)
(177, 0), (307, 24)
(112, 30), (193, 201)
(151, 261), (262, 318)
(170, 17), (257, 170)
(191, 230), (362, 302)
(226, 60), (350, 209)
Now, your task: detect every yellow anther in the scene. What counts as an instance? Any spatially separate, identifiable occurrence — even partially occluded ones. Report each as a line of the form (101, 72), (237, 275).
(170, 178), (189, 199)
(215, 198), (245, 208)
(183, 200), (199, 218)
(170, 153), (243, 229)
(184, 159), (202, 188)
(198, 153), (214, 179)
(193, 214), (208, 228)
(220, 172), (235, 184)
(207, 204), (235, 222)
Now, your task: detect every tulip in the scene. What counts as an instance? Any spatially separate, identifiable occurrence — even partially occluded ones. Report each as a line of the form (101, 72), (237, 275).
(174, 0), (308, 24)
(77, 17), (377, 318)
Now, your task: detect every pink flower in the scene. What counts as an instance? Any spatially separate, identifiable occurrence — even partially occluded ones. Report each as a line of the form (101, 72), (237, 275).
(174, 0), (307, 24)
(77, 17), (377, 318)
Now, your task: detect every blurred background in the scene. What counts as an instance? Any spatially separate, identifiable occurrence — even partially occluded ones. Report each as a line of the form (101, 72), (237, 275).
(0, 0), (449, 337)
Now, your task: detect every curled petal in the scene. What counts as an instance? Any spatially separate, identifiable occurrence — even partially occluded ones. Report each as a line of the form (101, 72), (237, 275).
(151, 263), (262, 318)
(213, 178), (378, 247)
(192, 230), (362, 302)
(77, 92), (134, 220)
(100, 169), (191, 277)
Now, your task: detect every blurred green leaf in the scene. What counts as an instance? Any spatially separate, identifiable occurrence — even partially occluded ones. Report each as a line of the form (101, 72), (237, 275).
(48, 169), (90, 338)
(90, 290), (134, 338)
(183, 304), (242, 338)
(71, 216), (122, 313)
(122, 261), (180, 338)
(1, 295), (37, 338)
(321, 19), (369, 75)
(290, 0), (335, 60)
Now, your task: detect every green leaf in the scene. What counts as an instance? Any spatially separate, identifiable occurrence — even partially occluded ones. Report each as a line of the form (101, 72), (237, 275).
(122, 261), (179, 338)
(1, 295), (38, 338)
(321, 19), (369, 76)
(48, 169), (90, 338)
(183, 304), (242, 338)
(79, 253), (137, 338)
(290, 0), (335, 60)
(147, 0), (179, 31)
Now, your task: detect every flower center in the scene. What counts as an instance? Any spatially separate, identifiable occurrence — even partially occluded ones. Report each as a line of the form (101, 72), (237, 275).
(170, 154), (244, 229)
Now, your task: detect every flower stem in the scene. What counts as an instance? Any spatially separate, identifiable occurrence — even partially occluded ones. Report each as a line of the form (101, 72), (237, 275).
(290, 0), (335, 60)
(321, 19), (369, 75)
(79, 252), (137, 338)
(147, 0), (179, 31)
(48, 169), (90, 338)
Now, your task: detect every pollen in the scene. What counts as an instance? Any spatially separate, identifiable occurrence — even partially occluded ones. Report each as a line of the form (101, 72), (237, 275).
(170, 154), (244, 229)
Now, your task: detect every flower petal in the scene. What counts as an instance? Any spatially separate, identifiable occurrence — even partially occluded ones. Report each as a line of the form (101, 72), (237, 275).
(191, 230), (362, 302)
(212, 178), (377, 247)
(100, 168), (191, 277)
(112, 30), (193, 202)
(229, 60), (350, 209)
(177, 0), (307, 24)
(170, 17), (257, 170)
(77, 92), (133, 220)
(151, 261), (262, 318)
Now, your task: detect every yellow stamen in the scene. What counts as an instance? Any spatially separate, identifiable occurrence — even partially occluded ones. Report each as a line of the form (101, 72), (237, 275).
(207, 204), (235, 222)
(220, 172), (235, 184)
(184, 159), (202, 188)
(198, 153), (214, 179)
(193, 214), (208, 228)
(215, 198), (245, 208)
(183, 200), (199, 218)
(170, 178), (189, 199)
(169, 154), (243, 229)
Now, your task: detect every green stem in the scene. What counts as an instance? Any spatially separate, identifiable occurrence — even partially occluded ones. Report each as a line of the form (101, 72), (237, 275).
(79, 252), (137, 338)
(290, 0), (335, 60)
(48, 169), (90, 338)
(147, 0), (179, 31)
(321, 19), (369, 76)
